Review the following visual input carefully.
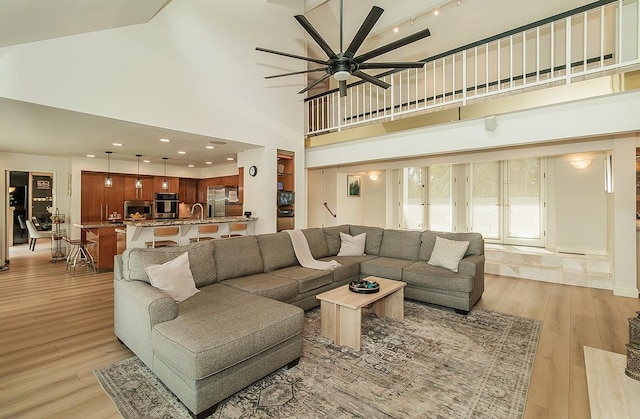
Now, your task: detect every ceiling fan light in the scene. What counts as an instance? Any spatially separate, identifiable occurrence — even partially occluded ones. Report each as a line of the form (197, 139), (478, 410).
(333, 70), (350, 81)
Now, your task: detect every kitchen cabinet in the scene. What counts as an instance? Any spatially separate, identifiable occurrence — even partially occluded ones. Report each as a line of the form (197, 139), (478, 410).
(179, 178), (198, 203)
(153, 176), (179, 194)
(81, 171), (125, 222)
(124, 175), (153, 201)
(83, 225), (118, 271)
(276, 150), (295, 231)
(196, 176), (240, 203)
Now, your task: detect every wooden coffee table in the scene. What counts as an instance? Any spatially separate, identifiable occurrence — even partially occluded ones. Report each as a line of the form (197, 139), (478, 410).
(315, 277), (406, 351)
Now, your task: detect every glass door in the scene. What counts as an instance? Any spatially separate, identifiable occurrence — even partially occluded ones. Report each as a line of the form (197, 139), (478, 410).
(427, 165), (453, 232)
(469, 161), (502, 240)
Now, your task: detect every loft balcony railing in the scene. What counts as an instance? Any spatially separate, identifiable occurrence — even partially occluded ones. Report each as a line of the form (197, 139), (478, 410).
(305, 0), (640, 136)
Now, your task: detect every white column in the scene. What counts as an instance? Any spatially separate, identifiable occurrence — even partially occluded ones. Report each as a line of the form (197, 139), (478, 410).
(612, 134), (639, 297)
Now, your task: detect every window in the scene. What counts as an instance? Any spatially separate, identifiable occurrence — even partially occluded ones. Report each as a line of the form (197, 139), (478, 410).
(470, 161), (501, 240)
(401, 167), (424, 230)
(399, 158), (544, 245)
(427, 165), (453, 232)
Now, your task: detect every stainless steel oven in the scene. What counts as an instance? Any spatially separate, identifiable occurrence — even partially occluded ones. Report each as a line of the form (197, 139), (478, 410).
(124, 200), (153, 219)
(154, 193), (179, 219)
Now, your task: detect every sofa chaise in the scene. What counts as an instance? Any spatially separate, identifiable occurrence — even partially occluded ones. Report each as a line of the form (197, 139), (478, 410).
(113, 224), (484, 417)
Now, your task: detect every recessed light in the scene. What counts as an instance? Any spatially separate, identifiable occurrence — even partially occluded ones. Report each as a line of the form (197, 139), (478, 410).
(226, 157), (234, 161)
(159, 138), (171, 142)
(178, 151), (186, 155)
(393, 26), (399, 33)
(112, 143), (123, 147)
(205, 161), (212, 165)
(188, 164), (195, 168)
(206, 145), (215, 149)
(143, 159), (151, 163)
(434, 9), (439, 15)
(86, 154), (95, 158)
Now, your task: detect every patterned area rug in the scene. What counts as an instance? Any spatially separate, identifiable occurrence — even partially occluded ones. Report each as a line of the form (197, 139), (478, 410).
(95, 301), (541, 418)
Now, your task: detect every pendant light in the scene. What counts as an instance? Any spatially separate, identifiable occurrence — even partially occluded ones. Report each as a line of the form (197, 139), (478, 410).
(135, 154), (143, 189)
(161, 157), (169, 190)
(104, 151), (113, 188)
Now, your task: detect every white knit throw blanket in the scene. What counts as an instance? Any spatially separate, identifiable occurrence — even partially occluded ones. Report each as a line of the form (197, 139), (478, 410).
(285, 229), (341, 271)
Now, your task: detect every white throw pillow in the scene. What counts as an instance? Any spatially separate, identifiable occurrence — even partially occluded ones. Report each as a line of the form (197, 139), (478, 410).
(144, 252), (200, 302)
(337, 232), (366, 256)
(427, 236), (470, 272)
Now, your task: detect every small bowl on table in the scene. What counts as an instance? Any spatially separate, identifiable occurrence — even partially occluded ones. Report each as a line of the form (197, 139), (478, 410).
(349, 280), (380, 294)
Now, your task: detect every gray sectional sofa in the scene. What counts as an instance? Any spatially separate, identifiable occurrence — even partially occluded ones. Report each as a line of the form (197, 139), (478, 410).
(113, 224), (484, 418)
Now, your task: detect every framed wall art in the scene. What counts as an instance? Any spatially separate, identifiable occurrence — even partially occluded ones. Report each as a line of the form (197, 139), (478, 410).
(347, 175), (361, 197)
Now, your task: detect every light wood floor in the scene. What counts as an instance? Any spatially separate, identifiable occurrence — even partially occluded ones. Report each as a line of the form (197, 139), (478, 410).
(0, 242), (638, 418)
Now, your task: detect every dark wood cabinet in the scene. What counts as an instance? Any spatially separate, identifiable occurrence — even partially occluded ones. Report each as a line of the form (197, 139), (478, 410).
(81, 172), (124, 222)
(153, 176), (179, 194)
(179, 178), (198, 203)
(196, 176), (240, 203)
(124, 175), (153, 201)
(277, 150), (295, 231)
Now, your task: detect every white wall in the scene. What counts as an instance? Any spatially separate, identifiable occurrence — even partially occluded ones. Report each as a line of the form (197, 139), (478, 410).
(307, 167), (338, 228)
(0, 0), (305, 151)
(553, 154), (608, 255)
(362, 172), (387, 228)
(0, 153), (71, 263)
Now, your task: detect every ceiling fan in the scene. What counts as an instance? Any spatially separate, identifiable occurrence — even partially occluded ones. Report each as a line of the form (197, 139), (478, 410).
(256, 0), (431, 97)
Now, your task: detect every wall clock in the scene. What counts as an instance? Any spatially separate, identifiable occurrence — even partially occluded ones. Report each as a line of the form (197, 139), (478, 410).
(249, 165), (258, 177)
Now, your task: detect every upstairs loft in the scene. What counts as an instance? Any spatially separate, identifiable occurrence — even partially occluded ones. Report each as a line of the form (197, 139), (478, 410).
(304, 0), (640, 148)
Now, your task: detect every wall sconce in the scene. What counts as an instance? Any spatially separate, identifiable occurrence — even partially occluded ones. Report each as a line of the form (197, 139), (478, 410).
(569, 159), (592, 170)
(104, 151), (113, 187)
(368, 171), (380, 181)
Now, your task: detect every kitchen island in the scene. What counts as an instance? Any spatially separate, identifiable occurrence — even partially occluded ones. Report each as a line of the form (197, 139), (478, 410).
(72, 221), (124, 272)
(73, 217), (257, 271)
(123, 216), (257, 248)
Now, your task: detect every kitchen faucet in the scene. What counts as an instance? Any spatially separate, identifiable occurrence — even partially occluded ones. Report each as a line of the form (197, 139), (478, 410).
(191, 202), (204, 220)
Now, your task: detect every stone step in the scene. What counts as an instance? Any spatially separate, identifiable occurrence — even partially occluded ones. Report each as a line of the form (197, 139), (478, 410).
(484, 245), (612, 290)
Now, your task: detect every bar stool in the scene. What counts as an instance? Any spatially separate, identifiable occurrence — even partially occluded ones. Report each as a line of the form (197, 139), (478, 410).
(64, 237), (96, 276)
(189, 224), (219, 242)
(145, 227), (180, 248)
(221, 223), (247, 238)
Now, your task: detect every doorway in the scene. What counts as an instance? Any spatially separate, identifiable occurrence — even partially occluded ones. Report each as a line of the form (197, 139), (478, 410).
(8, 171), (54, 247)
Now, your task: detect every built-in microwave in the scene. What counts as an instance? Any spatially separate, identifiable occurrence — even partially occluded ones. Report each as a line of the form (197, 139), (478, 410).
(154, 193), (179, 219)
(124, 200), (153, 219)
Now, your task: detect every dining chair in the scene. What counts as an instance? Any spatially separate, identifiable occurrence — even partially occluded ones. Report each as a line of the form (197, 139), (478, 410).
(25, 219), (53, 251)
(17, 215), (27, 238)
(145, 227), (180, 248)
(221, 223), (248, 238)
(189, 224), (219, 242)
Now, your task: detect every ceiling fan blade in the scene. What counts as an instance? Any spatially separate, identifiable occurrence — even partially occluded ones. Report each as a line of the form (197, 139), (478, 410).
(339, 80), (347, 97)
(294, 15), (338, 59)
(359, 62), (425, 70)
(353, 70), (391, 89)
(265, 68), (328, 79)
(256, 47), (328, 65)
(344, 6), (384, 58)
(355, 28), (431, 63)
(298, 73), (331, 95)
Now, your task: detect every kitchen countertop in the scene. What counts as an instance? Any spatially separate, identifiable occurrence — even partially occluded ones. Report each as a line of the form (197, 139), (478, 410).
(74, 221), (125, 229)
(122, 216), (257, 227)
(75, 216), (257, 229)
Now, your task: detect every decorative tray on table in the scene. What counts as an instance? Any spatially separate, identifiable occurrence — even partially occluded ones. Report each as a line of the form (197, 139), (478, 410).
(349, 280), (380, 294)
